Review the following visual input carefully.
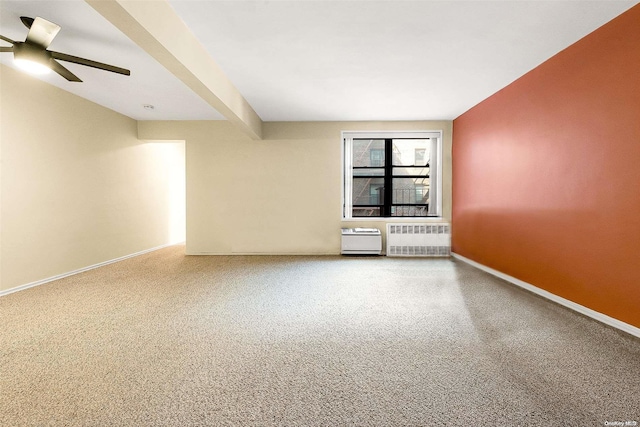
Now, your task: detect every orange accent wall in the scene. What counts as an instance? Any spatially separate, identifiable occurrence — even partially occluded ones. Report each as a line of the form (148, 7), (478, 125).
(452, 5), (640, 328)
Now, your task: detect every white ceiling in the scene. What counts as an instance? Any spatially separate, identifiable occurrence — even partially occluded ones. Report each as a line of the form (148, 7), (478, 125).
(1, 0), (638, 122)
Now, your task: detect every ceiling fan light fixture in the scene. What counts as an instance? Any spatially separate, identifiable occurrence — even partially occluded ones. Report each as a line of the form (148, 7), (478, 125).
(13, 42), (52, 75)
(14, 58), (51, 74)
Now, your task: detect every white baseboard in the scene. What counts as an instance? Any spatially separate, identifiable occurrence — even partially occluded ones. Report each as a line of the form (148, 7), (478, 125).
(451, 252), (640, 339)
(0, 243), (178, 297)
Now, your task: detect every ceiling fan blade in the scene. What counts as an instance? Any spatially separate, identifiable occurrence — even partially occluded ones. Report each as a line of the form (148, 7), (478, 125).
(49, 59), (82, 82)
(1, 34), (16, 45)
(0, 46), (13, 52)
(51, 51), (130, 76)
(25, 17), (60, 49)
(20, 16), (34, 29)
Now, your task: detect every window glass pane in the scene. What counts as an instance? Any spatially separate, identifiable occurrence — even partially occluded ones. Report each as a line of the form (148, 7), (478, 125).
(392, 178), (429, 204)
(391, 206), (429, 217)
(353, 168), (384, 177)
(353, 139), (385, 167)
(352, 207), (382, 217)
(352, 178), (384, 206)
(391, 139), (430, 166)
(392, 167), (430, 176)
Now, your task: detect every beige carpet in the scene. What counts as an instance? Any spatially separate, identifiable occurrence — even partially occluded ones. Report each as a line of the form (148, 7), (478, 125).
(1, 245), (639, 426)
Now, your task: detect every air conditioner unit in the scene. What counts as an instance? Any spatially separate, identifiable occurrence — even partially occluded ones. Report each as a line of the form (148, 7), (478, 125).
(341, 228), (382, 255)
(386, 223), (451, 257)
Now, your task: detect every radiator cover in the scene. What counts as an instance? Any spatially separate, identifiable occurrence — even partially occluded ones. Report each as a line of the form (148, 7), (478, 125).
(386, 223), (451, 257)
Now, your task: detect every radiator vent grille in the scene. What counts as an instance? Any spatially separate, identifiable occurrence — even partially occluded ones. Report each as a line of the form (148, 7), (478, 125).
(386, 223), (451, 257)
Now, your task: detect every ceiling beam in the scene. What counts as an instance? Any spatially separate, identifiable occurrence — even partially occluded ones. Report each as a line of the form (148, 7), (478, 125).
(86, 0), (263, 140)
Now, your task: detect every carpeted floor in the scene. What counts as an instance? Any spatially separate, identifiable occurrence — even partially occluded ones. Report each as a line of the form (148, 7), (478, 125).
(1, 245), (639, 426)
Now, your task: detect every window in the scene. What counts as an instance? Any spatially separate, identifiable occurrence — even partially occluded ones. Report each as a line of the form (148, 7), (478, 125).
(343, 131), (442, 219)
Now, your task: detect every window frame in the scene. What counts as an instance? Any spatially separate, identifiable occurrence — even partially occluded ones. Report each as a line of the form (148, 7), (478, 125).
(342, 131), (443, 221)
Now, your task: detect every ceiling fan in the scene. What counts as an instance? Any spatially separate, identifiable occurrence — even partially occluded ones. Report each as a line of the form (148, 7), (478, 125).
(0, 16), (130, 82)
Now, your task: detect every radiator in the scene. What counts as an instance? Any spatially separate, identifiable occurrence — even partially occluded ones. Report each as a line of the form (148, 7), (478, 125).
(386, 223), (451, 257)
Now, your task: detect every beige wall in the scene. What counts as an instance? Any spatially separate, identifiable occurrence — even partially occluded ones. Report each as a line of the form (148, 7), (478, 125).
(0, 65), (185, 292)
(139, 120), (452, 255)
(0, 62), (451, 293)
